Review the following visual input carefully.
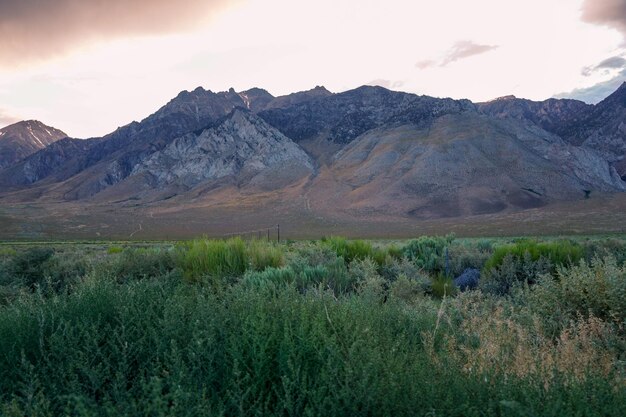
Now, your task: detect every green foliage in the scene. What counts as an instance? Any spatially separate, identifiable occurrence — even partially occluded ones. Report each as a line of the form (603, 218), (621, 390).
(0, 237), (624, 416)
(4, 247), (54, 288)
(431, 273), (458, 298)
(106, 246), (124, 254)
(247, 240), (285, 271)
(176, 238), (248, 282)
(95, 247), (175, 282)
(322, 236), (388, 266)
(522, 257), (626, 332)
(483, 239), (583, 273)
(481, 240), (585, 296)
(402, 234), (454, 273)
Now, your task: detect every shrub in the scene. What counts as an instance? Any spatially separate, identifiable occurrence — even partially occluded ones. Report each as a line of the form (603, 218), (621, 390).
(176, 238), (247, 282)
(483, 239), (583, 273)
(107, 246), (124, 254)
(481, 240), (584, 296)
(522, 257), (626, 334)
(95, 247), (175, 282)
(389, 274), (427, 303)
(402, 235), (454, 274)
(322, 237), (387, 266)
(5, 247), (55, 288)
(248, 240), (285, 271)
(481, 252), (552, 296)
(430, 273), (457, 298)
(448, 242), (491, 276)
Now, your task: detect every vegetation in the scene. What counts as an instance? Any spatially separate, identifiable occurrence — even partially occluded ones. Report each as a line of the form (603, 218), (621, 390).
(0, 236), (624, 416)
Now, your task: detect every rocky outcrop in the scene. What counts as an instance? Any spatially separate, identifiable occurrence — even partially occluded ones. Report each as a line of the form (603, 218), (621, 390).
(132, 109), (313, 190)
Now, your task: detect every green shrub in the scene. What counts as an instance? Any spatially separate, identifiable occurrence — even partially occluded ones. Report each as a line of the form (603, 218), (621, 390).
(481, 252), (552, 296)
(4, 247), (55, 288)
(522, 257), (626, 332)
(431, 273), (457, 298)
(248, 240), (285, 271)
(322, 236), (387, 266)
(481, 240), (584, 296)
(95, 247), (175, 282)
(483, 239), (583, 273)
(107, 246), (124, 254)
(176, 238), (247, 282)
(402, 235), (454, 274)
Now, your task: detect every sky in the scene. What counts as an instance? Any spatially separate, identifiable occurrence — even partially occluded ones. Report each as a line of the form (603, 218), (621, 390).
(0, 0), (625, 138)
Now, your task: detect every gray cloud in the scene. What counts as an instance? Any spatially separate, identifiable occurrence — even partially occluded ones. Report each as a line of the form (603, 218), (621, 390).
(416, 41), (498, 69)
(554, 69), (626, 103)
(581, 0), (626, 40)
(440, 41), (498, 66)
(0, 0), (239, 65)
(582, 55), (626, 76)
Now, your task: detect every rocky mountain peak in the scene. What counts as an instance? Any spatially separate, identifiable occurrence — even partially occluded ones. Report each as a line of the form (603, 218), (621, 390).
(0, 120), (67, 169)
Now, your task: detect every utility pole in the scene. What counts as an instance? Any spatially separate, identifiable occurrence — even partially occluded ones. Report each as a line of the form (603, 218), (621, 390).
(277, 224), (280, 243)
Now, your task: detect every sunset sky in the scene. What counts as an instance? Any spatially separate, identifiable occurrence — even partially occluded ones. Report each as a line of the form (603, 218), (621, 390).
(1, 0), (625, 138)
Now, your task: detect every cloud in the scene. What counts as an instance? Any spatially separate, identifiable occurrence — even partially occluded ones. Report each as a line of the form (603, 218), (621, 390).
(581, 0), (626, 41)
(440, 41), (498, 66)
(582, 55), (626, 76)
(0, 0), (239, 66)
(366, 79), (405, 89)
(0, 109), (20, 128)
(415, 60), (437, 70)
(416, 41), (498, 69)
(554, 69), (626, 103)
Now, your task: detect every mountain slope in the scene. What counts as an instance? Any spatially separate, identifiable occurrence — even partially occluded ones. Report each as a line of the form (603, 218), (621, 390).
(306, 113), (624, 218)
(479, 83), (626, 178)
(0, 120), (67, 169)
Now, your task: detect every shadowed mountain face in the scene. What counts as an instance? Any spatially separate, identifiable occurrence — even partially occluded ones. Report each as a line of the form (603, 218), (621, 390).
(258, 85), (476, 143)
(479, 82), (626, 179)
(0, 120), (67, 169)
(0, 83), (624, 224)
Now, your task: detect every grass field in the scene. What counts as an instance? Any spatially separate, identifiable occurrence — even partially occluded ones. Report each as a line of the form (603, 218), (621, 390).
(0, 235), (624, 416)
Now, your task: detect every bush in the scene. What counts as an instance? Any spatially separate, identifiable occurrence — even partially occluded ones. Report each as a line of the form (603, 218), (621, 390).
(176, 238), (248, 282)
(481, 252), (552, 296)
(402, 235), (454, 274)
(322, 236), (387, 266)
(95, 247), (175, 282)
(481, 240), (584, 296)
(522, 257), (626, 333)
(4, 247), (55, 288)
(248, 240), (285, 271)
(107, 246), (124, 254)
(483, 239), (583, 273)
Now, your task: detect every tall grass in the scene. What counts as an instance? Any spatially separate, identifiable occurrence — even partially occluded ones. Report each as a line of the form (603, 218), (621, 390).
(0, 237), (623, 416)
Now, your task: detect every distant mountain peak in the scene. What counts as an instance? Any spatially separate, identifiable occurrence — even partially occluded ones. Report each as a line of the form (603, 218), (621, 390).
(0, 120), (67, 169)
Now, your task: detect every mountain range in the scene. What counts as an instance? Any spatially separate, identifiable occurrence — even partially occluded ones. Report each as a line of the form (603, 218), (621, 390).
(0, 82), (625, 238)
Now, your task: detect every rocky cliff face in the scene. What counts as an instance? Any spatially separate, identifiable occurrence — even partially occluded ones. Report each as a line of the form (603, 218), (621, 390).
(131, 109), (313, 190)
(0, 120), (67, 169)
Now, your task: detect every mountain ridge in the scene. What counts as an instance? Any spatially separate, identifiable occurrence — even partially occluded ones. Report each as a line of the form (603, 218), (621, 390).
(1, 82), (624, 229)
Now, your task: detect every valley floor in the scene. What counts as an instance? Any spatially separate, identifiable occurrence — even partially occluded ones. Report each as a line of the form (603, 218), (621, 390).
(1, 192), (626, 240)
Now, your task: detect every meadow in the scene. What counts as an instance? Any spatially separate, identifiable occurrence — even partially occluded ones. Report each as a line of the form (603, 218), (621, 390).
(0, 235), (624, 416)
